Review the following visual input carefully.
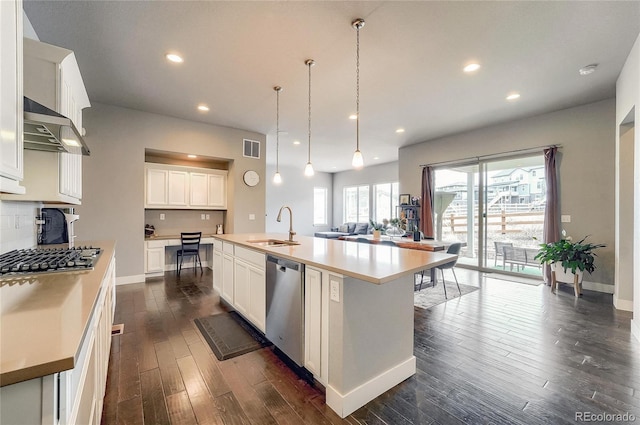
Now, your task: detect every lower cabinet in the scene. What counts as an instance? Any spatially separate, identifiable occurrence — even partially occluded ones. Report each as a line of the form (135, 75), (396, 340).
(144, 241), (165, 274)
(304, 266), (333, 385)
(213, 241), (266, 333)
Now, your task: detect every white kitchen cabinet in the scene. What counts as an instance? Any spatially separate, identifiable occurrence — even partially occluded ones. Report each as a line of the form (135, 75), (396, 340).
(2, 38), (89, 204)
(221, 247), (235, 305)
(234, 259), (250, 316)
(0, 0), (24, 194)
(144, 163), (227, 210)
(212, 243), (223, 293)
(208, 173), (227, 208)
(168, 170), (189, 206)
(145, 167), (168, 206)
(247, 264), (266, 332)
(304, 266), (332, 385)
(144, 243), (166, 274)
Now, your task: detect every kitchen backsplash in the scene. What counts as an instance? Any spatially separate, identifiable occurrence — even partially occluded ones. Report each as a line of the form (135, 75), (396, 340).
(144, 209), (223, 237)
(0, 201), (40, 253)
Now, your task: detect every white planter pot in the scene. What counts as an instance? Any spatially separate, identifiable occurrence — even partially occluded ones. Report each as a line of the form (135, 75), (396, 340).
(552, 262), (584, 284)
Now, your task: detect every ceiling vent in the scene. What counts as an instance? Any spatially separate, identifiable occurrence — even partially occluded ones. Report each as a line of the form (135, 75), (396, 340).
(243, 139), (260, 159)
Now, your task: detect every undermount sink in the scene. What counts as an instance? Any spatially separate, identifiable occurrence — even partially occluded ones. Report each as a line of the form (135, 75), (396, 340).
(247, 239), (300, 247)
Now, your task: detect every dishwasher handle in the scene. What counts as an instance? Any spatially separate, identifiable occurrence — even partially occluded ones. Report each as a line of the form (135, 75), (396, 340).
(266, 254), (301, 272)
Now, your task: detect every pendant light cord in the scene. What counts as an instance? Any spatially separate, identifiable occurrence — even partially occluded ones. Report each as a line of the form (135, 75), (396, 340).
(356, 23), (360, 152)
(308, 61), (312, 163)
(276, 88), (280, 172)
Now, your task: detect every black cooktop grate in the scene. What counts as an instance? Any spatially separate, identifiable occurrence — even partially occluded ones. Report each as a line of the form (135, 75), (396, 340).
(0, 246), (101, 276)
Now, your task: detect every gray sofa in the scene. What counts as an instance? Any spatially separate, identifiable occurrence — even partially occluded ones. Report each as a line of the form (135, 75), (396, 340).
(314, 222), (371, 239)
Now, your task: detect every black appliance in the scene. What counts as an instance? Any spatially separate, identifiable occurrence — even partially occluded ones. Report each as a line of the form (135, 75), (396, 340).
(39, 208), (79, 245)
(0, 246), (101, 276)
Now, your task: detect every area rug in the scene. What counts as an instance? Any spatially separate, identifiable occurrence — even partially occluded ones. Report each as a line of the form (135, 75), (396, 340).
(414, 281), (479, 310)
(194, 311), (271, 361)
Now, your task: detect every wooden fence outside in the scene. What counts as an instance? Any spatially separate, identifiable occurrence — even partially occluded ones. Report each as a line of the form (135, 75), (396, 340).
(447, 210), (544, 234)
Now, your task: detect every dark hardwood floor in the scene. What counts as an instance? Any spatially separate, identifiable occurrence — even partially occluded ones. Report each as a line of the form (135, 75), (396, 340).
(102, 268), (639, 425)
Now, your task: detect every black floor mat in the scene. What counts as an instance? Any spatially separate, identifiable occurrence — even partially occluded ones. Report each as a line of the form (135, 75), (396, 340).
(194, 311), (271, 361)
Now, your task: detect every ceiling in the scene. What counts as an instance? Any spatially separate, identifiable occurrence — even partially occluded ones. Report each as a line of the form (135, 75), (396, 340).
(24, 1), (640, 173)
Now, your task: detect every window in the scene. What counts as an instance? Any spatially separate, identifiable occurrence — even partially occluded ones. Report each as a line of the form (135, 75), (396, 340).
(343, 185), (369, 222)
(373, 182), (399, 222)
(313, 187), (328, 226)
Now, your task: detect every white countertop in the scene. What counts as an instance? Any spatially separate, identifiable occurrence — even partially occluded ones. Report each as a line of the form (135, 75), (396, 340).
(213, 233), (456, 284)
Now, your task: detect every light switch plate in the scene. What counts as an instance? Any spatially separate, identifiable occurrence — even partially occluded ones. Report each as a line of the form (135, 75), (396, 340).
(249, 214), (255, 220)
(201, 214), (206, 220)
(160, 213), (165, 220)
(206, 214), (210, 220)
(561, 215), (571, 223)
(330, 279), (340, 302)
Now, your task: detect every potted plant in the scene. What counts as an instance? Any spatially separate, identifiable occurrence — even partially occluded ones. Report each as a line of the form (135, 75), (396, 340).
(369, 219), (384, 239)
(534, 233), (605, 295)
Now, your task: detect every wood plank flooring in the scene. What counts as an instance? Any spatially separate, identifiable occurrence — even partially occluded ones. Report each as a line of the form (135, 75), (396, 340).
(101, 268), (639, 424)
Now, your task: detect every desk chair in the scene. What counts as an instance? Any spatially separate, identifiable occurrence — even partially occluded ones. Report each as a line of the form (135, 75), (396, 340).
(177, 232), (203, 275)
(435, 243), (462, 299)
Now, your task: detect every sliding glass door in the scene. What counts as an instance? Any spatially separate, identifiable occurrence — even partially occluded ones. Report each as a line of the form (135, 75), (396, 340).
(433, 155), (545, 278)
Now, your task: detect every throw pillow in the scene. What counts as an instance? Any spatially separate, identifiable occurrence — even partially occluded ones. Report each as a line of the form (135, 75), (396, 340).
(354, 223), (369, 235)
(347, 223), (357, 233)
(338, 224), (349, 233)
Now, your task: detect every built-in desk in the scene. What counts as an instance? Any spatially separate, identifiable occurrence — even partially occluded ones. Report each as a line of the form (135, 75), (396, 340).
(144, 234), (217, 276)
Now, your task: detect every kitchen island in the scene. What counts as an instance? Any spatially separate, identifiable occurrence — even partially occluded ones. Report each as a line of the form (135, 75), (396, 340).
(0, 241), (116, 424)
(212, 233), (456, 417)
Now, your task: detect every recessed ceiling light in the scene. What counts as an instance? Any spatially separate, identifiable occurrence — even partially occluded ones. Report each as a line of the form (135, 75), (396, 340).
(197, 104), (209, 112)
(578, 64), (598, 76)
(349, 114), (357, 120)
(396, 128), (405, 133)
(506, 93), (521, 101)
(293, 140), (301, 145)
(187, 154), (197, 159)
(165, 53), (183, 63)
(463, 63), (481, 73)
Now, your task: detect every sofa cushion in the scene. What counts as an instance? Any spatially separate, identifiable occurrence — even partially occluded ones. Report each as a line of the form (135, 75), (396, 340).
(338, 224), (349, 233)
(354, 222), (369, 235)
(346, 222), (357, 233)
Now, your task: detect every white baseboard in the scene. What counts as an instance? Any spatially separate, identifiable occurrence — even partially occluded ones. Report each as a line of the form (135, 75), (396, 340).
(631, 319), (640, 342)
(582, 280), (614, 294)
(326, 356), (416, 418)
(116, 274), (145, 285)
(613, 293), (634, 311)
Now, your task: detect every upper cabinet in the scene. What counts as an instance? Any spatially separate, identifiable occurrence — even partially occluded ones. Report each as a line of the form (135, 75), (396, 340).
(145, 163), (227, 210)
(1, 37), (90, 204)
(0, 0), (24, 194)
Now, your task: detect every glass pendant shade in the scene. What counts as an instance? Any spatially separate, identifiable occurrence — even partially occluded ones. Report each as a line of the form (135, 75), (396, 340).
(352, 149), (364, 169)
(304, 162), (315, 177)
(273, 171), (282, 184)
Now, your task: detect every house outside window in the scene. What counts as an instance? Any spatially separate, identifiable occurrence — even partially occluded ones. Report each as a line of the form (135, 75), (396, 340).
(344, 185), (369, 222)
(313, 187), (328, 226)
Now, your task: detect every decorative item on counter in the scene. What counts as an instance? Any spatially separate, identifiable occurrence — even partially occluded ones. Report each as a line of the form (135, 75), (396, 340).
(411, 196), (421, 206)
(216, 224), (224, 234)
(399, 194), (410, 205)
(369, 219), (385, 239)
(145, 224), (155, 237)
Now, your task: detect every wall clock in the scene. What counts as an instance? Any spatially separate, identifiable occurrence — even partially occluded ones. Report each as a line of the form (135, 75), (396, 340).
(243, 170), (260, 187)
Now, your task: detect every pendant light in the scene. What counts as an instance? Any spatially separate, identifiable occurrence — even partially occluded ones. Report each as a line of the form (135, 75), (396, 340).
(352, 18), (365, 170)
(273, 86), (283, 185)
(304, 59), (315, 177)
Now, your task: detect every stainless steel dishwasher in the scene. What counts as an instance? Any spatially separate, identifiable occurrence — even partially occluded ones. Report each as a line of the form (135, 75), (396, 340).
(266, 254), (305, 366)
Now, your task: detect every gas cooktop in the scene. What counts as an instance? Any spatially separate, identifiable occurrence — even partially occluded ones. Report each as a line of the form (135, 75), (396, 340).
(0, 246), (102, 276)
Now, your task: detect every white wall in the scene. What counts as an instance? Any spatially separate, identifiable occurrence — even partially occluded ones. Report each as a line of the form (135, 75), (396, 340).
(77, 102), (266, 281)
(616, 32), (640, 339)
(332, 161), (399, 225)
(265, 163), (333, 236)
(0, 201), (39, 253)
(399, 99), (616, 291)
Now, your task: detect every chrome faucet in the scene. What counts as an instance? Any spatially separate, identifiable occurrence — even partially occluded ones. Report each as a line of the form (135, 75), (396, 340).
(276, 206), (296, 242)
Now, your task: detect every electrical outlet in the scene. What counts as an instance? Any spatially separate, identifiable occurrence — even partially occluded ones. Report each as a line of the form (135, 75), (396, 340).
(249, 214), (255, 220)
(160, 213), (165, 220)
(561, 215), (571, 223)
(14, 215), (20, 229)
(206, 214), (210, 220)
(330, 279), (340, 302)
(201, 214), (206, 220)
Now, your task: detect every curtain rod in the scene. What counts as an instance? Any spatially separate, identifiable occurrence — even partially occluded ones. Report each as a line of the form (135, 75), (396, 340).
(419, 144), (561, 168)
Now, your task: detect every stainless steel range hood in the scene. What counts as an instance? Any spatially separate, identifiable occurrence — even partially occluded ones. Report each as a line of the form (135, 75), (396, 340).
(23, 97), (90, 156)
